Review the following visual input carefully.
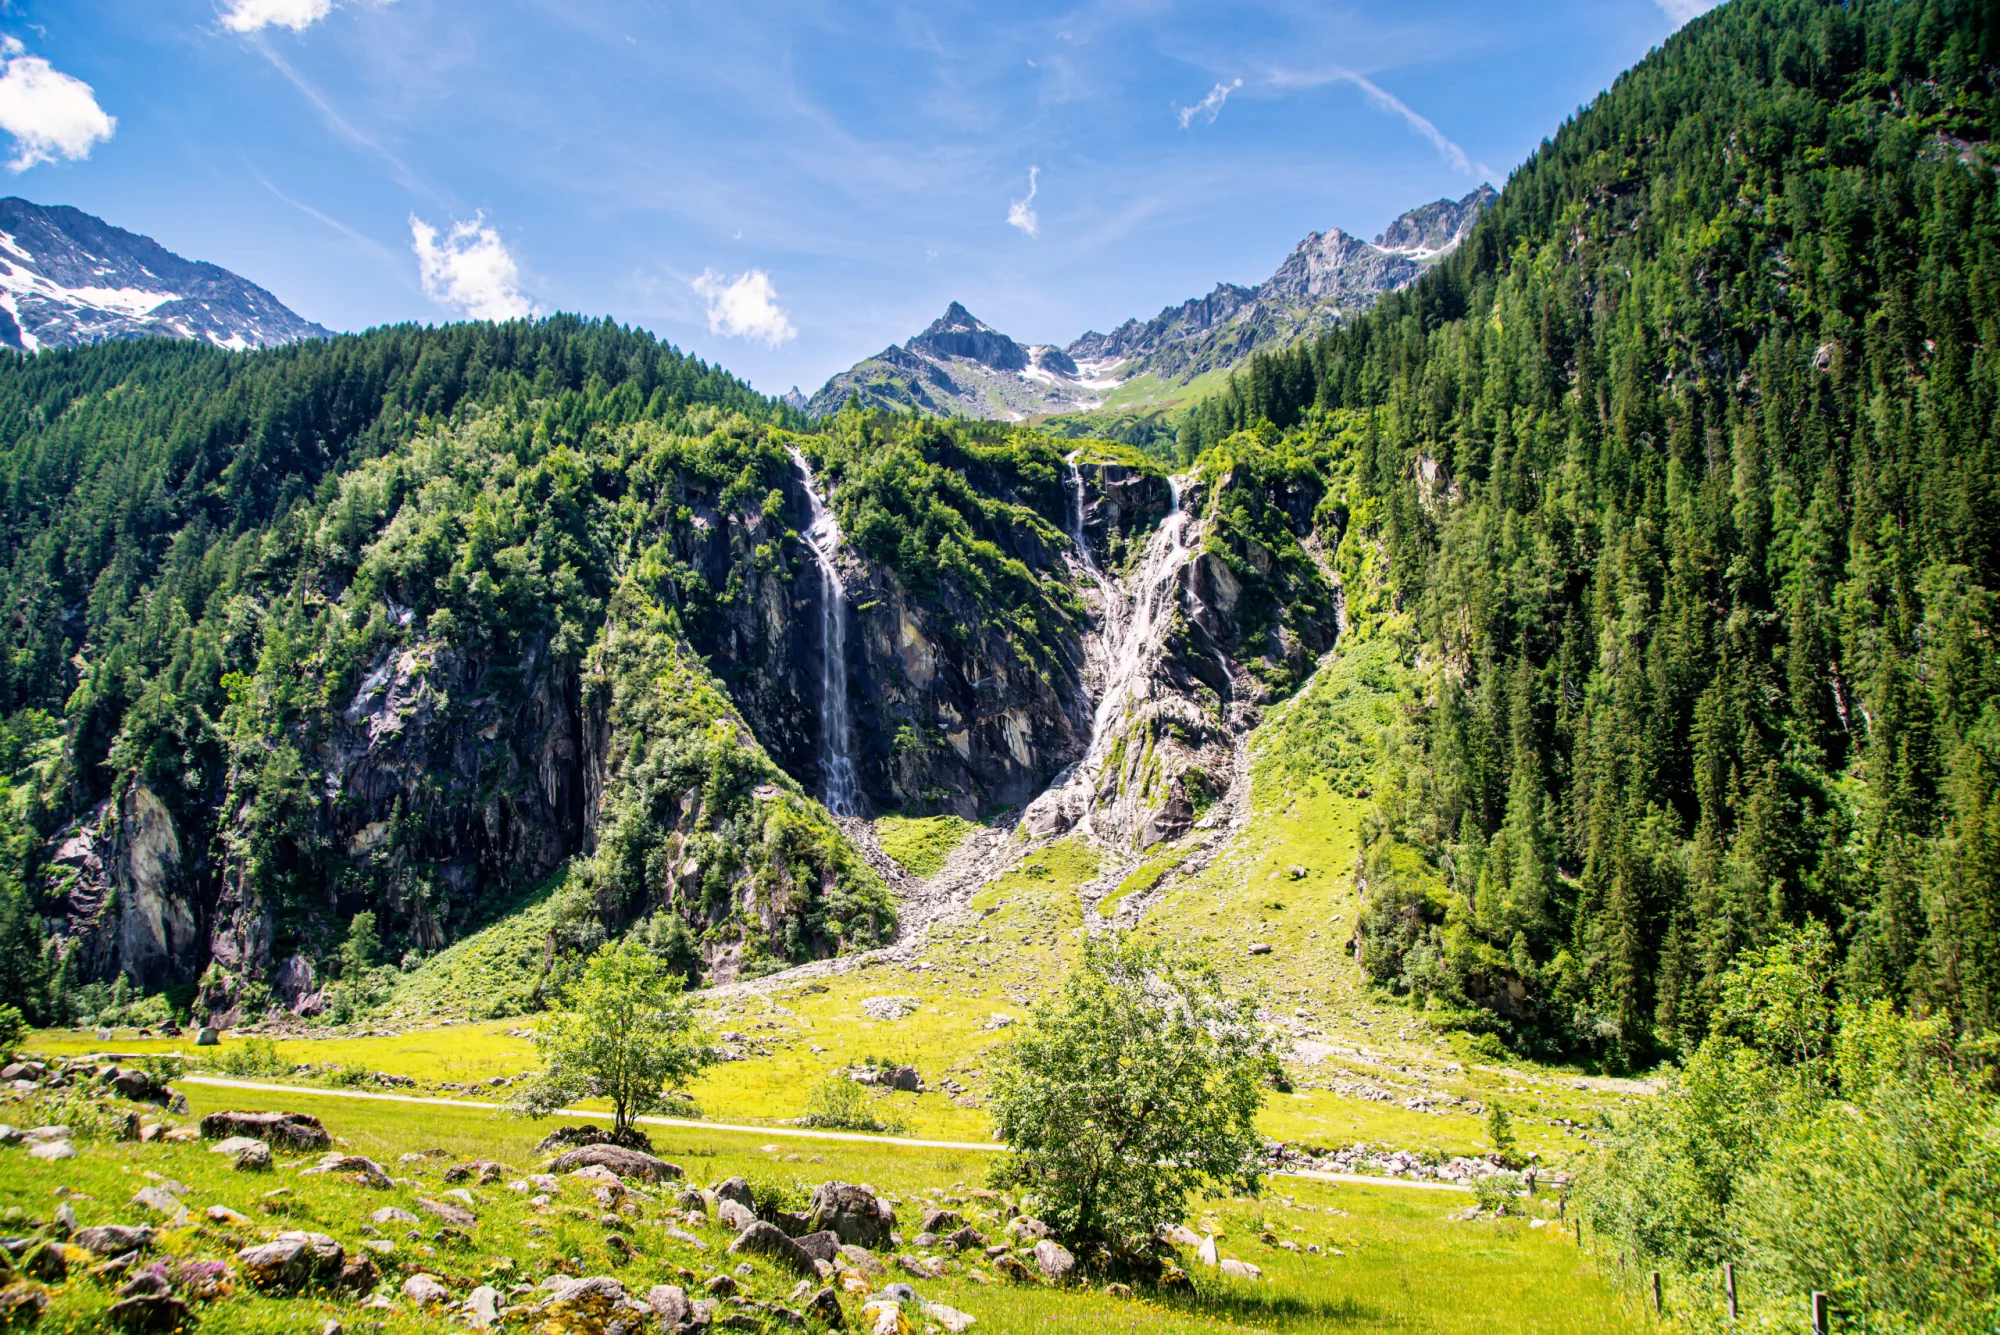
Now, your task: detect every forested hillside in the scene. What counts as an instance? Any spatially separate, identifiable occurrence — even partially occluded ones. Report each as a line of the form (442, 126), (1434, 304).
(1187, 0), (1999, 1059)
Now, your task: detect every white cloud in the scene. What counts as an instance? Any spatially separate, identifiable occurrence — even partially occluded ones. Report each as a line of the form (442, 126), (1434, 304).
(0, 39), (115, 172)
(691, 268), (796, 346)
(1272, 66), (1481, 177)
(1007, 166), (1040, 238)
(410, 214), (532, 321)
(1176, 78), (1242, 130)
(1655, 0), (1722, 26)
(219, 0), (395, 34)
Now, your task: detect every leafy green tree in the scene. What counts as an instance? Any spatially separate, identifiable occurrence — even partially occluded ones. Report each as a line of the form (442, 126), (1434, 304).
(989, 936), (1276, 1252)
(515, 939), (713, 1141)
(339, 912), (380, 977)
(1486, 1104), (1517, 1162)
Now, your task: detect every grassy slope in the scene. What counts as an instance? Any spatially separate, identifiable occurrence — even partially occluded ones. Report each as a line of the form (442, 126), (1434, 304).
(0, 1078), (1648, 1334)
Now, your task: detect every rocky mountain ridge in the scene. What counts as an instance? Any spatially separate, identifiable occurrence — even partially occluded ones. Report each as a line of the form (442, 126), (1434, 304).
(807, 185), (1493, 421)
(0, 197), (329, 352)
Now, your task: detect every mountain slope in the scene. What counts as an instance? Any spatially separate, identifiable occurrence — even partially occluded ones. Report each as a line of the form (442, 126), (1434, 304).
(0, 197), (329, 352)
(808, 187), (1493, 421)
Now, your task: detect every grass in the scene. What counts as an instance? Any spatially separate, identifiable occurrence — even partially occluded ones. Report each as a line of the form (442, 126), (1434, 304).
(874, 816), (975, 878)
(0, 1078), (1648, 1334)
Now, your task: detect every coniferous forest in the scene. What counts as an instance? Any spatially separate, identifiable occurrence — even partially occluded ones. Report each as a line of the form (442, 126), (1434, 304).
(1186, 0), (2000, 1061)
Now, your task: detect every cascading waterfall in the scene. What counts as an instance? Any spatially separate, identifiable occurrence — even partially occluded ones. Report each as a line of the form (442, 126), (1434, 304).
(789, 447), (861, 817)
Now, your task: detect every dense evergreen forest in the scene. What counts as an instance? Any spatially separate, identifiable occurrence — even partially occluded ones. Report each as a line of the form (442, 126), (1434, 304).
(1189, 0), (2000, 1059)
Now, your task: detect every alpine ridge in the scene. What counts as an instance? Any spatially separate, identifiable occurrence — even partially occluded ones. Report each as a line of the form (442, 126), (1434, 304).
(0, 197), (329, 353)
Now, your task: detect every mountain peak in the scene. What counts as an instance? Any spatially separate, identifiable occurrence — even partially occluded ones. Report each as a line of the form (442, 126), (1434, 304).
(0, 197), (329, 353)
(907, 301), (1027, 372)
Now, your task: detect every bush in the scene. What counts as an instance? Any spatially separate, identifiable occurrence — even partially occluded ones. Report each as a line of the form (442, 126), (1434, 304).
(796, 1073), (907, 1134)
(215, 1037), (288, 1077)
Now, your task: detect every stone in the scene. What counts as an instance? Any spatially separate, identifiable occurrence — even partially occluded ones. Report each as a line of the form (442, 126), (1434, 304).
(860, 996), (920, 1021)
(195, 1028), (219, 1046)
(237, 1232), (345, 1293)
(1159, 1264), (1193, 1292)
(886, 1066), (923, 1093)
(545, 1144), (680, 1184)
(369, 1207), (420, 1227)
(105, 1272), (189, 1334)
(444, 1160), (508, 1185)
(713, 1176), (755, 1208)
(716, 1199), (758, 1232)
(128, 1187), (186, 1219)
(1248, 943), (1273, 956)
(401, 1273), (452, 1306)
(414, 1197), (476, 1227)
(705, 1274), (738, 1296)
(805, 1285), (846, 1329)
(944, 1226), (985, 1251)
(861, 1299), (911, 1335)
(464, 1283), (502, 1328)
(197, 1110), (329, 1153)
(837, 1245), (885, 1277)
(1218, 1258), (1261, 1280)
(662, 1225), (708, 1251)
(991, 1254), (1035, 1283)
(1031, 1240), (1075, 1282)
(209, 1136), (263, 1157)
(0, 1283), (45, 1322)
(1006, 1217), (1049, 1242)
(1196, 1235), (1219, 1267)
(645, 1283), (690, 1324)
(27, 1142), (73, 1162)
(1162, 1224), (1203, 1249)
(302, 1154), (393, 1188)
(336, 1254), (379, 1294)
(730, 1221), (818, 1276)
(808, 1183), (894, 1249)
(677, 1188), (706, 1214)
(793, 1230), (841, 1263)
(233, 1142), (273, 1172)
(20, 1243), (67, 1283)
(536, 1275), (645, 1329)
(73, 1224), (153, 1257)
(921, 1300), (976, 1332)
(919, 1209), (963, 1235)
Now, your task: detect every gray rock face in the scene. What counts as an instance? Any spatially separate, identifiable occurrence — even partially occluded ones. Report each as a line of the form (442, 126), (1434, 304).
(1032, 1239), (1076, 1281)
(0, 197), (330, 353)
(237, 1232), (345, 1293)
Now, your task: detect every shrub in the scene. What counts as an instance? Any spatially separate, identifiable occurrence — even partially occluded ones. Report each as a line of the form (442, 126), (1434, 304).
(215, 1037), (288, 1077)
(797, 1073), (907, 1134)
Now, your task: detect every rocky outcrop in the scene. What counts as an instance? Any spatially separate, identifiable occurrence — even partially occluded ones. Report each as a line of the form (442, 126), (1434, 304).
(46, 784), (200, 993)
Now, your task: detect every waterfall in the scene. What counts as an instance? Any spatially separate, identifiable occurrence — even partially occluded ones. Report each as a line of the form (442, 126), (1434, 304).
(1077, 472), (1195, 766)
(788, 447), (861, 817)
(1064, 453), (1105, 581)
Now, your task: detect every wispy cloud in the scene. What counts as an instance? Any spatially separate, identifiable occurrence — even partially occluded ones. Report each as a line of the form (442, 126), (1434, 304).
(0, 37), (115, 171)
(251, 35), (438, 203)
(1007, 165), (1040, 238)
(219, 0), (397, 34)
(691, 268), (796, 346)
(1271, 65), (1484, 178)
(1176, 78), (1242, 129)
(1655, 0), (1722, 27)
(410, 214), (532, 320)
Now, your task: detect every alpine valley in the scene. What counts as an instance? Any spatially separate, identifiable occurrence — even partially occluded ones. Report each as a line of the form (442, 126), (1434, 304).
(0, 3), (1997, 1331)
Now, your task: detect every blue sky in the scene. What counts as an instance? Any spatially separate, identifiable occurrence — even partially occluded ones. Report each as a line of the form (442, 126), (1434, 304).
(0, 0), (1717, 395)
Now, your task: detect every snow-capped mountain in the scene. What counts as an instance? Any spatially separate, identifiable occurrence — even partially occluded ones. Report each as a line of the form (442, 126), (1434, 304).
(0, 198), (330, 353)
(808, 185), (1494, 420)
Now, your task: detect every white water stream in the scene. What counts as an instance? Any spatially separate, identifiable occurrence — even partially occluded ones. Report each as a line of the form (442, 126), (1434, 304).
(790, 447), (861, 816)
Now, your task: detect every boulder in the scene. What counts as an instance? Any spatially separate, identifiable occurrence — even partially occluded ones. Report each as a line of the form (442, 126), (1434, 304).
(1218, 1258), (1261, 1280)
(106, 1069), (169, 1106)
(401, 1273), (452, 1306)
(919, 1209), (963, 1235)
(197, 1111), (330, 1153)
(713, 1177), (755, 1209)
(837, 1245), (885, 1277)
(337, 1253), (379, 1294)
(128, 1187), (187, 1222)
(105, 1272), (188, 1333)
(537, 1276), (649, 1329)
(1032, 1240), (1075, 1282)
(729, 1221), (818, 1276)
(805, 1286), (846, 1329)
(861, 1299), (911, 1335)
(1161, 1224), (1203, 1249)
(717, 1199), (758, 1233)
(944, 1226), (985, 1250)
(645, 1283), (690, 1325)
(886, 1066), (923, 1093)
(370, 1207), (420, 1227)
(237, 1232), (345, 1293)
(922, 1300), (976, 1333)
(414, 1197), (476, 1227)
(545, 1144), (680, 1184)
(205, 1205), (250, 1226)
(808, 1183), (894, 1249)
(0, 1283), (45, 1322)
(195, 1028), (219, 1047)
(676, 1188), (706, 1215)
(1006, 1216), (1049, 1242)
(233, 1142), (273, 1172)
(793, 1231), (842, 1263)
(991, 1254), (1036, 1283)
(208, 1136), (263, 1157)
(27, 1141), (73, 1162)
(71, 1225), (152, 1257)
(464, 1283), (502, 1328)
(301, 1154), (392, 1188)
(1196, 1235), (1219, 1267)
(443, 1160), (509, 1185)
